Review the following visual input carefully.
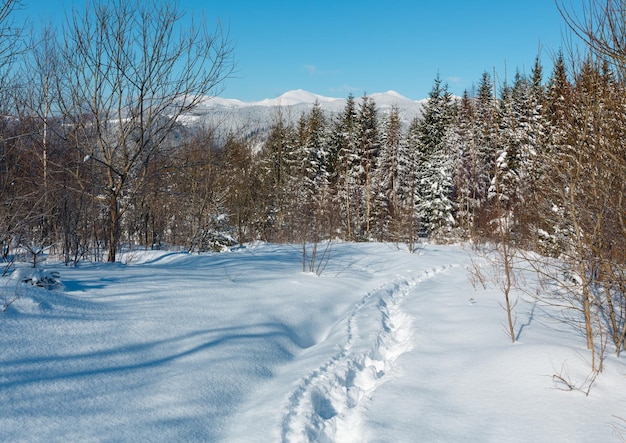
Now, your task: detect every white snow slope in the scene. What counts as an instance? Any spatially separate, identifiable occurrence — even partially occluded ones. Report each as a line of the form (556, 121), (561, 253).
(182, 90), (426, 141)
(1, 242), (624, 442)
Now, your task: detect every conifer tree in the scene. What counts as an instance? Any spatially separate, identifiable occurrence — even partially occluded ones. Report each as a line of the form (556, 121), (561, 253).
(530, 55), (545, 106)
(400, 117), (424, 248)
(530, 51), (572, 254)
(372, 105), (403, 240)
(513, 66), (548, 243)
(356, 95), (380, 239)
(472, 71), (499, 236)
(489, 72), (540, 241)
(258, 109), (297, 241)
(415, 76), (457, 239)
(418, 75), (455, 156)
(452, 91), (479, 239)
(333, 94), (360, 240)
(293, 101), (332, 242)
(546, 51), (570, 126)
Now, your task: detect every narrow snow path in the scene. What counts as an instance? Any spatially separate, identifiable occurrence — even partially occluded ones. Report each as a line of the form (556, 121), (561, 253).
(281, 265), (454, 443)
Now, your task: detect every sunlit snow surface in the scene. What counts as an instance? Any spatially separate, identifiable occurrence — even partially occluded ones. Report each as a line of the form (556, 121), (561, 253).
(1, 243), (624, 442)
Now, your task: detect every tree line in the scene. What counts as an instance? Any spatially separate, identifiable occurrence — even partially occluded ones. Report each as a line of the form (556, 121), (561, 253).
(0, 0), (234, 263)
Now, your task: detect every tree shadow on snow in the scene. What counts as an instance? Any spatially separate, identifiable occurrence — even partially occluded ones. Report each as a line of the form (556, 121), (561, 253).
(0, 322), (305, 440)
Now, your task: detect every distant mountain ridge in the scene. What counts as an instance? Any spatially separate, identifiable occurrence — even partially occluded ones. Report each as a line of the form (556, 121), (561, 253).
(201, 88), (425, 110)
(181, 89), (427, 141)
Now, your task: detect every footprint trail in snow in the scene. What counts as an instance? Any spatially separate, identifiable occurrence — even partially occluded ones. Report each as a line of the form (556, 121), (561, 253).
(281, 265), (453, 443)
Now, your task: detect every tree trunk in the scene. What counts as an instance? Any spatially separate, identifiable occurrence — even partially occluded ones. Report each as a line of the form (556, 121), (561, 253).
(108, 194), (119, 263)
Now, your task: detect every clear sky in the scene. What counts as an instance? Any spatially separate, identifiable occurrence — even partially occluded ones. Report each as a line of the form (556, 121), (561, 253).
(17, 0), (577, 101)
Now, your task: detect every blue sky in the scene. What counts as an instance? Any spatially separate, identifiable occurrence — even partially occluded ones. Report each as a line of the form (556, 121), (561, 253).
(18, 0), (576, 101)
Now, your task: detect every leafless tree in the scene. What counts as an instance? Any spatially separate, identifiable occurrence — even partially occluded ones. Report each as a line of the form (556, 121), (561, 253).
(557, 0), (626, 78)
(537, 1), (626, 367)
(0, 1), (29, 262)
(59, 0), (234, 261)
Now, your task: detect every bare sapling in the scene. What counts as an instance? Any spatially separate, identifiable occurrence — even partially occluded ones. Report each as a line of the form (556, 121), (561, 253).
(302, 239), (333, 277)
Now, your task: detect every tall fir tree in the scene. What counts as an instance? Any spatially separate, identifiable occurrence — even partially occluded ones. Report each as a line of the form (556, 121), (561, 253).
(397, 117), (423, 249)
(489, 74), (523, 231)
(531, 51), (573, 254)
(294, 101), (332, 242)
(258, 108), (297, 241)
(452, 90), (479, 239)
(356, 95), (380, 239)
(415, 75), (457, 239)
(472, 71), (499, 236)
(372, 105), (403, 240)
(333, 93), (360, 240)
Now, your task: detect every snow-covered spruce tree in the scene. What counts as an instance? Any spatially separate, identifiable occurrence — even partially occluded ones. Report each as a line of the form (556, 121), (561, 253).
(415, 75), (457, 240)
(490, 81), (517, 226)
(371, 105), (403, 241)
(355, 95), (381, 240)
(399, 117), (424, 249)
(526, 51), (572, 256)
(489, 73), (536, 242)
(488, 62), (552, 343)
(291, 101), (334, 268)
(471, 71), (500, 238)
(452, 91), (480, 240)
(522, 56), (553, 246)
(332, 93), (360, 240)
(257, 108), (299, 241)
(418, 150), (456, 242)
(300, 100), (332, 222)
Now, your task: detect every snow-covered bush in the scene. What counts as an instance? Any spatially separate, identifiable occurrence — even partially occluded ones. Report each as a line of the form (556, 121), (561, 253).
(202, 230), (238, 252)
(11, 267), (60, 289)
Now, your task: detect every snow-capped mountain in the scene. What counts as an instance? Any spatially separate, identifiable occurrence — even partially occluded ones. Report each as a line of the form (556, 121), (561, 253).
(254, 89), (345, 108)
(181, 89), (426, 141)
(199, 88), (421, 110)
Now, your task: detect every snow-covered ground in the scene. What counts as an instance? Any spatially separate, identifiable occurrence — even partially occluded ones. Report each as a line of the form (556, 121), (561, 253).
(1, 242), (624, 442)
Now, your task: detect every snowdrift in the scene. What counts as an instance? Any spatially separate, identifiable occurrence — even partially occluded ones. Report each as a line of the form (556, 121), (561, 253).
(0, 243), (624, 442)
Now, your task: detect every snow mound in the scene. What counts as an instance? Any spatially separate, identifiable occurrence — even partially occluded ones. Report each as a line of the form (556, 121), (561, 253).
(10, 267), (60, 288)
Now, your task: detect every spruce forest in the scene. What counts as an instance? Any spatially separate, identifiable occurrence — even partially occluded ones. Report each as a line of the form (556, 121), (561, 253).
(1, 1), (625, 357)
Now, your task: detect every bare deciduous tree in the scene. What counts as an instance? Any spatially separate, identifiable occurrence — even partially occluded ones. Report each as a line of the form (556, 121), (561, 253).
(557, 0), (626, 78)
(539, 0), (626, 367)
(60, 0), (234, 261)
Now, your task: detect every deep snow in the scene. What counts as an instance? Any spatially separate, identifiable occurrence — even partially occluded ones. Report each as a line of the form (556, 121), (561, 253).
(1, 242), (624, 442)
